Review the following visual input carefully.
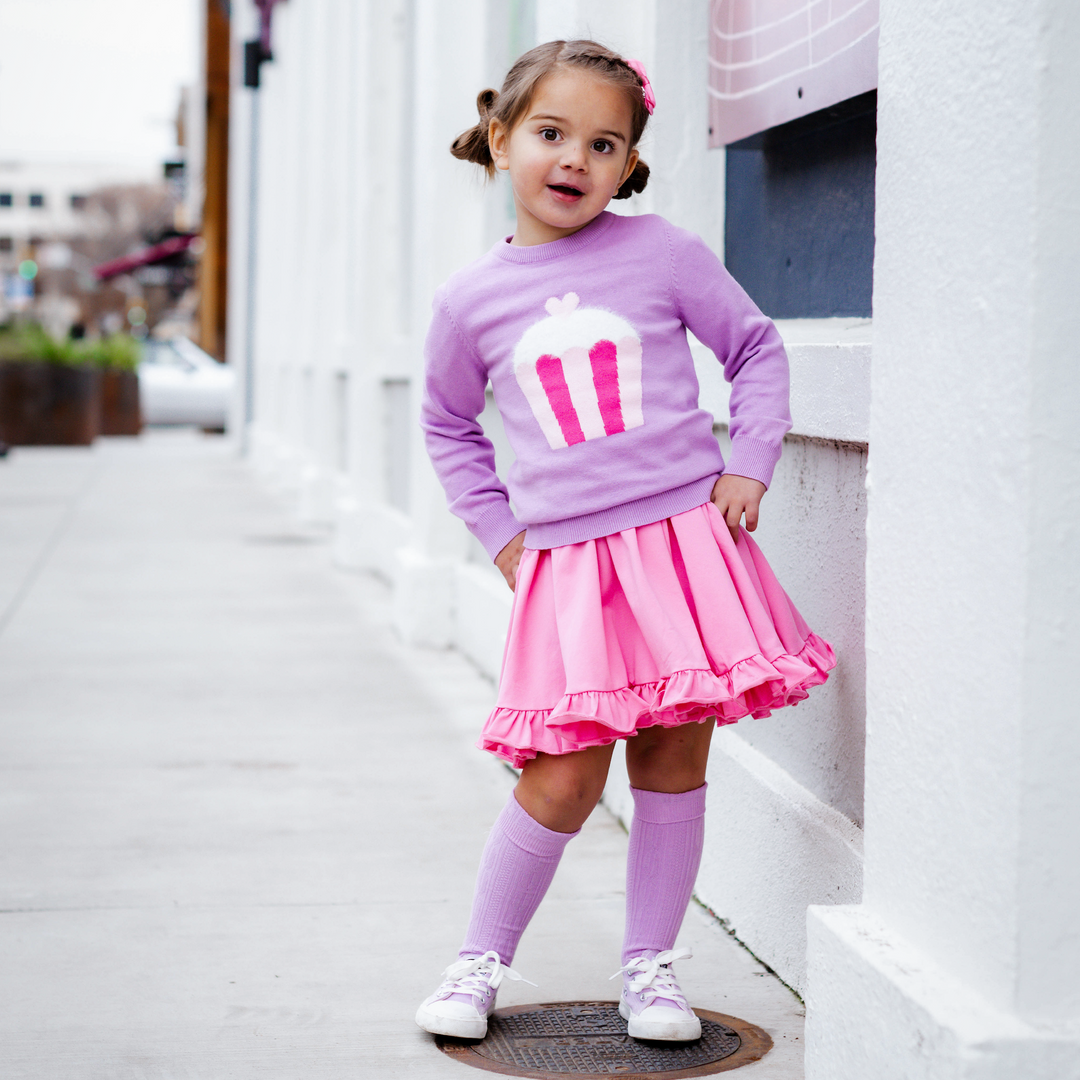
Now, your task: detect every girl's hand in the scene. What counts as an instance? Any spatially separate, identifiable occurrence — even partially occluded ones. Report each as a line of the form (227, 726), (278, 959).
(495, 531), (527, 592)
(711, 474), (767, 543)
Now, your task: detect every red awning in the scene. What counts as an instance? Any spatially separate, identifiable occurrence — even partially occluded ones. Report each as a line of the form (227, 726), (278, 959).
(93, 234), (198, 281)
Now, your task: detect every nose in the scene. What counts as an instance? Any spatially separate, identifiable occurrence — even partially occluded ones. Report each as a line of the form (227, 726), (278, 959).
(558, 139), (588, 171)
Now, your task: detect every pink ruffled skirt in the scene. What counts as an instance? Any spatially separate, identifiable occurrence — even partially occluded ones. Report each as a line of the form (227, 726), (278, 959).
(481, 501), (835, 767)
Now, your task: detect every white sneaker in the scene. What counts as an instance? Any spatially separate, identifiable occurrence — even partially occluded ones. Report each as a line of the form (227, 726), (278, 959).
(415, 951), (534, 1039)
(612, 948), (702, 1041)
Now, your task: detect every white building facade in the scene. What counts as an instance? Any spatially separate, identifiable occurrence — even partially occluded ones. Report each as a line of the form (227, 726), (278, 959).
(226, 1), (1080, 1075)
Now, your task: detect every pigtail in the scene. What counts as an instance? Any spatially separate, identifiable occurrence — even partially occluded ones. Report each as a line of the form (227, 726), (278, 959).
(450, 88), (499, 176)
(614, 158), (650, 200)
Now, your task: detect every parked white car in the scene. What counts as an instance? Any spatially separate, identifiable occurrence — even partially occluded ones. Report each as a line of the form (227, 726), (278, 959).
(139, 337), (234, 429)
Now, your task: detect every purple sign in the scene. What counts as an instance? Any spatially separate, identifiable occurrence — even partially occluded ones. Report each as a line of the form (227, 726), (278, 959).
(709, 0), (879, 147)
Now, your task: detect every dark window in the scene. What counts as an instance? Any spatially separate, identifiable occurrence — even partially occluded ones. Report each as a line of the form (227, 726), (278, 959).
(0, 237), (12, 252)
(0, 193), (12, 207)
(725, 91), (876, 319)
(70, 194), (87, 210)
(29, 193), (45, 208)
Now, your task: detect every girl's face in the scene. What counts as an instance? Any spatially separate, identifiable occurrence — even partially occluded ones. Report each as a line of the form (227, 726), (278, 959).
(489, 67), (640, 247)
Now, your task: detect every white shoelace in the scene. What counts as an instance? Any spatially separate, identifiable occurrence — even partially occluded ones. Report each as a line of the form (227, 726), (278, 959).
(436, 950), (535, 1004)
(610, 947), (693, 1008)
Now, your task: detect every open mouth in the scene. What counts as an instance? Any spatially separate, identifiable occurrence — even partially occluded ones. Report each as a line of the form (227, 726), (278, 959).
(548, 183), (585, 199)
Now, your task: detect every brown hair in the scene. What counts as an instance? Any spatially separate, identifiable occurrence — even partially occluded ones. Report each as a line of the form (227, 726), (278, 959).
(451, 40), (651, 200)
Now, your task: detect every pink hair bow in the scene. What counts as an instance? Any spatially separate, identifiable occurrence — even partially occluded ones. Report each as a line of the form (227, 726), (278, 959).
(626, 58), (656, 115)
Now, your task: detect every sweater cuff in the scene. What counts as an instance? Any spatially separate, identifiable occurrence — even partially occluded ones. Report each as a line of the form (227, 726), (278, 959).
(724, 436), (783, 489)
(472, 502), (526, 562)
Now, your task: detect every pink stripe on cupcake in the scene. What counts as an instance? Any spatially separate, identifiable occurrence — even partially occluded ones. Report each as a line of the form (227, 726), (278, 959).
(588, 339), (624, 436)
(536, 354), (586, 446)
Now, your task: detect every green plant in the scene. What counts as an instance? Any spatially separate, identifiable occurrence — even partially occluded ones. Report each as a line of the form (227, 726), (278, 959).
(0, 323), (22, 361)
(0, 323), (37, 361)
(0, 323), (83, 365)
(82, 333), (143, 373)
(0, 324), (143, 371)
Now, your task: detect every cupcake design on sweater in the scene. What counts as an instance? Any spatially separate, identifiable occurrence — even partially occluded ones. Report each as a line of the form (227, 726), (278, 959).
(513, 293), (644, 449)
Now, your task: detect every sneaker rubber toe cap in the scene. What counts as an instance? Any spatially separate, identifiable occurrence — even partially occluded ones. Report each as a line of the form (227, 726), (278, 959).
(415, 997), (489, 1040)
(619, 998), (702, 1041)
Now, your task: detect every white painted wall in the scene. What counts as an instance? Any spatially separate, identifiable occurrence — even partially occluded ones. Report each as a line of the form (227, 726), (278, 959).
(229, 0), (868, 1006)
(805, 0), (1080, 1074)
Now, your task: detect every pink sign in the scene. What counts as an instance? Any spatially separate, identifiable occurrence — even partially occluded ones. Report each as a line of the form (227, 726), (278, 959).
(708, 0), (879, 147)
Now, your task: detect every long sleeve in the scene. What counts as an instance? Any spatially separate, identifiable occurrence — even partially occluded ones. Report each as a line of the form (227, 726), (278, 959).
(420, 288), (525, 560)
(666, 222), (792, 488)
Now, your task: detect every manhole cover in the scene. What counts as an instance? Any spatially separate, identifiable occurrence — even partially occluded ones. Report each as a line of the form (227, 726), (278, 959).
(435, 1001), (772, 1078)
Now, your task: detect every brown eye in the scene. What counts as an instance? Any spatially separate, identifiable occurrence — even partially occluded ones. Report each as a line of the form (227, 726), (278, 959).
(540, 128), (559, 141)
(592, 140), (614, 154)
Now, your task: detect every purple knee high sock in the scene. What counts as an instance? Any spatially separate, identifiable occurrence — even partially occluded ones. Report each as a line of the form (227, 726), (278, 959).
(458, 791), (579, 964)
(622, 783), (708, 966)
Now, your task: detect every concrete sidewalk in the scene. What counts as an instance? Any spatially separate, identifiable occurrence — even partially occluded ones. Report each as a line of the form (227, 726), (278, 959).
(0, 431), (803, 1079)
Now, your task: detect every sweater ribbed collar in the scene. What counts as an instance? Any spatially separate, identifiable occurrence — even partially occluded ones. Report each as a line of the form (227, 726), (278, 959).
(492, 211), (616, 264)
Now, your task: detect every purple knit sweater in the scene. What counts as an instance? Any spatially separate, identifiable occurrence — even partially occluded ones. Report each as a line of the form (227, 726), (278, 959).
(421, 211), (791, 559)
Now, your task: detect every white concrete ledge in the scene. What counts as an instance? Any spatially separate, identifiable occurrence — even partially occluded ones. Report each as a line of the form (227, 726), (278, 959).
(696, 729), (863, 996)
(331, 496), (512, 674)
(332, 498), (412, 582)
(694, 317), (872, 446)
(296, 463), (337, 524)
(392, 546), (456, 648)
(248, 426), (304, 495)
(453, 562), (513, 681)
(806, 905), (1080, 1080)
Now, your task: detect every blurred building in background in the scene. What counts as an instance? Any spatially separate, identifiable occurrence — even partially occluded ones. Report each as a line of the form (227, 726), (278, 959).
(0, 161), (166, 333)
(0, 161), (143, 258)
(0, 161), (202, 344)
(0, 0), (229, 358)
(227, 1), (1080, 1077)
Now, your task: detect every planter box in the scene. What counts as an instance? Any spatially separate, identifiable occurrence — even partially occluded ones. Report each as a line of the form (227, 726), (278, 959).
(100, 370), (142, 436)
(0, 360), (101, 446)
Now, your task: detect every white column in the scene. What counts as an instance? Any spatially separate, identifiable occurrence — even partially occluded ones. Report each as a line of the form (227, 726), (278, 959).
(331, 0), (377, 567)
(391, 0), (492, 647)
(226, 0), (257, 445)
(805, 0), (1080, 1076)
(296, 0), (350, 523)
(249, 0), (303, 485)
(334, 0), (423, 578)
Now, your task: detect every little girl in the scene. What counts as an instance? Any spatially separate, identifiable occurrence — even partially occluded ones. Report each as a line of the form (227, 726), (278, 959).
(415, 39), (834, 1043)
